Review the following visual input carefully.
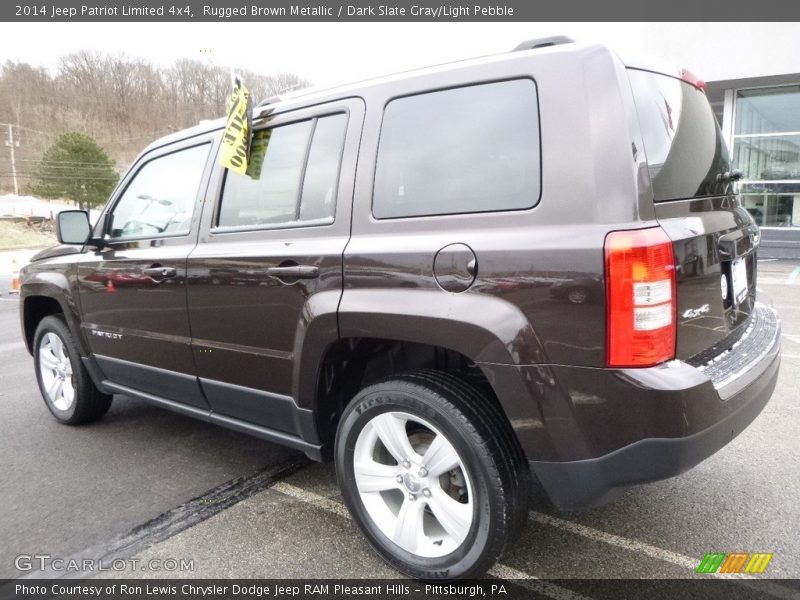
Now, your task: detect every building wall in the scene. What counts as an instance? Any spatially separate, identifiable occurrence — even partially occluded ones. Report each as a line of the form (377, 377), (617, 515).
(641, 23), (800, 82)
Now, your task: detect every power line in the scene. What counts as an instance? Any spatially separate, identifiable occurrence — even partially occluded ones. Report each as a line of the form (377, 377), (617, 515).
(14, 159), (120, 164)
(1, 164), (116, 169)
(0, 174), (119, 181)
(12, 125), (57, 137)
(12, 165), (119, 171)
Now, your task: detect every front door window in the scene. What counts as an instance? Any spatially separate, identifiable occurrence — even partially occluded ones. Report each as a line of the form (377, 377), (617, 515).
(109, 143), (210, 239)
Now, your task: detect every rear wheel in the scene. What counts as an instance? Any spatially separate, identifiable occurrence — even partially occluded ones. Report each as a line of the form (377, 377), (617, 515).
(335, 370), (528, 579)
(33, 316), (112, 425)
(567, 287), (588, 305)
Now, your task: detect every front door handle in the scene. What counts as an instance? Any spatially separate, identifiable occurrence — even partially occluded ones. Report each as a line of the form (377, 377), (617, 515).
(143, 266), (177, 279)
(265, 265), (320, 279)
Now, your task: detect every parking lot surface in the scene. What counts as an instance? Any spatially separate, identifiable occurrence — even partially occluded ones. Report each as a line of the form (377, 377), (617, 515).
(1, 259), (798, 590)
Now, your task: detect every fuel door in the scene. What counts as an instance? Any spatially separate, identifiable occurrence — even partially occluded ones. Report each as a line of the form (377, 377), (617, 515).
(433, 243), (477, 293)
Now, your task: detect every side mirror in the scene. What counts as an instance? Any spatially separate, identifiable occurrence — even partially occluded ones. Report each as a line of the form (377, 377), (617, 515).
(56, 210), (91, 245)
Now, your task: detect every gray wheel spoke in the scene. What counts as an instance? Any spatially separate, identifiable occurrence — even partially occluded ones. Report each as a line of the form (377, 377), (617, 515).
(354, 460), (400, 493)
(393, 497), (426, 553)
(48, 378), (63, 403)
(422, 434), (460, 478)
(370, 413), (419, 464)
(50, 334), (64, 358)
(39, 350), (59, 370)
(62, 379), (75, 405)
(427, 488), (472, 543)
(38, 331), (76, 412)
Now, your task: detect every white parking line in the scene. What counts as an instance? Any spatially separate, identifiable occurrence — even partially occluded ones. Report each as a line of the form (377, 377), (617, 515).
(528, 510), (696, 569)
(273, 481), (350, 518)
(272, 482), (796, 600)
(0, 341), (25, 353)
(787, 267), (800, 284)
(783, 334), (800, 345)
(271, 482), (593, 600)
(529, 511), (798, 599)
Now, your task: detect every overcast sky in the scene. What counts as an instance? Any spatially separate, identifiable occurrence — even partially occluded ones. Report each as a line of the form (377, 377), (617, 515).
(0, 22), (649, 86)
(1, 22), (798, 88)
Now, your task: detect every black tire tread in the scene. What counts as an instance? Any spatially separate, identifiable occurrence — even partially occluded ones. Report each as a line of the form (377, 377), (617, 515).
(392, 370), (531, 542)
(339, 368), (530, 579)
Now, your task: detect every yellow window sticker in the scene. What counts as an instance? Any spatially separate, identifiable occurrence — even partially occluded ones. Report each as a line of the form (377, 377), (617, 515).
(220, 81), (251, 174)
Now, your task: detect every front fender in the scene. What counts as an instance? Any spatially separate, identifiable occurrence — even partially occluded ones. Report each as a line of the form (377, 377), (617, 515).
(20, 261), (84, 355)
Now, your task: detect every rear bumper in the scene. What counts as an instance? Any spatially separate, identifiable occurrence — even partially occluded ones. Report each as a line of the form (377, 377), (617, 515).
(497, 303), (781, 511)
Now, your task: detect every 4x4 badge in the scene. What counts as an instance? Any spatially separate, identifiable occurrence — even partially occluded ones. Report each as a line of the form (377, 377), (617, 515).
(682, 304), (710, 319)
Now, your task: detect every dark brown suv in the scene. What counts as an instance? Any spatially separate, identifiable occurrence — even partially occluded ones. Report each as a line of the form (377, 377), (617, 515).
(19, 38), (781, 579)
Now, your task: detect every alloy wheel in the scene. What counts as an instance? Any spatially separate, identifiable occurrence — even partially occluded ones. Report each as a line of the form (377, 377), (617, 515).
(38, 332), (75, 412)
(353, 411), (474, 557)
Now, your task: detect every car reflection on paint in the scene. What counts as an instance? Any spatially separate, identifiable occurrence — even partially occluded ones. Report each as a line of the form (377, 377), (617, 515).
(549, 276), (603, 305)
(82, 269), (159, 291)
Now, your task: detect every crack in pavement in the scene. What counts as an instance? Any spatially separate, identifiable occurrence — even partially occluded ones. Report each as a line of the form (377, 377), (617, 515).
(18, 455), (311, 579)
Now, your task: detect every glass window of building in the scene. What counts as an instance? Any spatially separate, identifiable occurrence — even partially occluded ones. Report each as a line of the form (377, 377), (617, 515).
(733, 85), (800, 227)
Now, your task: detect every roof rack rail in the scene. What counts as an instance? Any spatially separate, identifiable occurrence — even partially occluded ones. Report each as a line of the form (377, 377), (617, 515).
(256, 95), (282, 109)
(512, 36), (575, 52)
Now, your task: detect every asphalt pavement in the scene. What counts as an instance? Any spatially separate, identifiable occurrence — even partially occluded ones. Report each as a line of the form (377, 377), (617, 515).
(0, 300), (298, 580)
(1, 259), (798, 590)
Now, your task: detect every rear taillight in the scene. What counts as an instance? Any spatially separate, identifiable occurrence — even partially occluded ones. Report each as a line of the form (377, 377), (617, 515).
(605, 227), (676, 367)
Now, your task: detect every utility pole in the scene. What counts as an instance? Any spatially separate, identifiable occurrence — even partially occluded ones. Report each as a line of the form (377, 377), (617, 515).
(3, 123), (19, 195)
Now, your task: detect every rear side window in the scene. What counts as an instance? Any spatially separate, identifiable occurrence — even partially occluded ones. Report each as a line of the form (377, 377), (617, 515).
(628, 69), (731, 202)
(373, 79), (541, 219)
(217, 113), (347, 229)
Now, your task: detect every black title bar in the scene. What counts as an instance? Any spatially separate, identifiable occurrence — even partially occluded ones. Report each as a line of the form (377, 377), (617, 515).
(3, 579), (800, 600)
(4, 0), (800, 21)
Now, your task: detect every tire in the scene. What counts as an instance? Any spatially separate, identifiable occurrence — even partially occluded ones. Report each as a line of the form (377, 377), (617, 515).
(567, 287), (588, 305)
(334, 370), (529, 579)
(33, 315), (112, 425)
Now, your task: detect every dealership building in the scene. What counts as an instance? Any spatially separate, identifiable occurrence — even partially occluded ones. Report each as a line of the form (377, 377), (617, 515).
(643, 23), (800, 257)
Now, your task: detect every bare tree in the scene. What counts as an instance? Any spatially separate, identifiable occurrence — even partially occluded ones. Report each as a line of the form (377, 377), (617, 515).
(0, 52), (311, 194)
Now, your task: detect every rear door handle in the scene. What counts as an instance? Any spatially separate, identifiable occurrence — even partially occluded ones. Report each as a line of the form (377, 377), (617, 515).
(265, 265), (320, 279)
(143, 266), (177, 279)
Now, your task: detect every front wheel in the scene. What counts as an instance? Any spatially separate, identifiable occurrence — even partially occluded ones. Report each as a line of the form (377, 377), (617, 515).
(33, 316), (112, 425)
(335, 370), (528, 579)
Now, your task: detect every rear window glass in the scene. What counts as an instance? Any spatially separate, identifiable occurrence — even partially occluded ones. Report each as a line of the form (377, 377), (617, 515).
(628, 69), (731, 202)
(373, 79), (541, 219)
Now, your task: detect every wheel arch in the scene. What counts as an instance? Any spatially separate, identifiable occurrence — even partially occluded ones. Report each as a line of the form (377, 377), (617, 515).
(293, 290), (547, 455)
(22, 294), (71, 355)
(20, 263), (85, 354)
(307, 336), (519, 458)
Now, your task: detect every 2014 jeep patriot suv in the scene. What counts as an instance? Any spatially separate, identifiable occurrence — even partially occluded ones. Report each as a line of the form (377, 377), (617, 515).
(20, 37), (781, 579)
